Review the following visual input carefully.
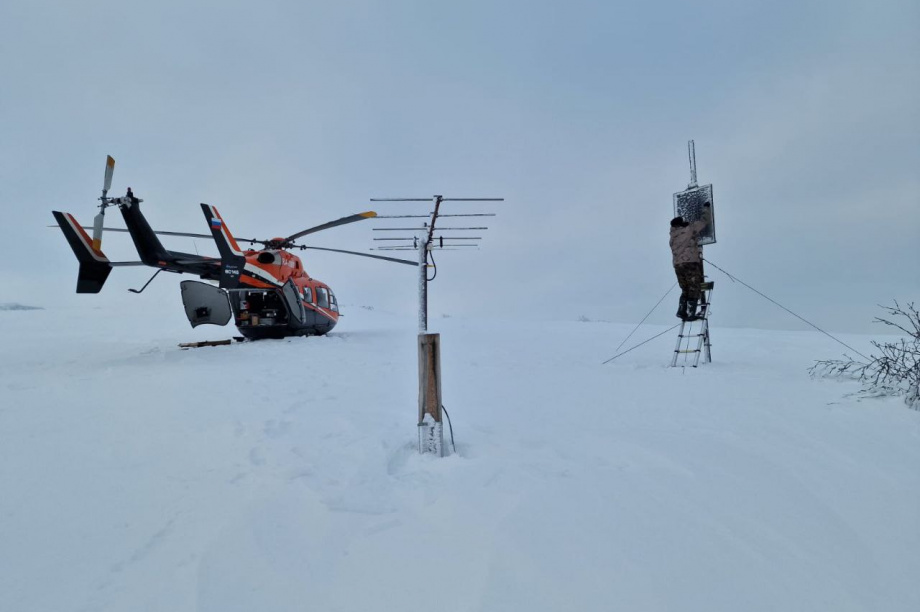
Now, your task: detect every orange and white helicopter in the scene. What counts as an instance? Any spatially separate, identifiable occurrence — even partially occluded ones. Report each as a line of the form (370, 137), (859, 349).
(53, 156), (417, 339)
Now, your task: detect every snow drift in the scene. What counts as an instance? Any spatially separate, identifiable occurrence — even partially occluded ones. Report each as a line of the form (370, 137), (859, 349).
(1, 304), (918, 612)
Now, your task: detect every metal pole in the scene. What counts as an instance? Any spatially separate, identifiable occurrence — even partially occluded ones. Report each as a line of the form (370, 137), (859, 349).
(418, 229), (428, 333)
(417, 195), (443, 334)
(688, 140), (698, 188)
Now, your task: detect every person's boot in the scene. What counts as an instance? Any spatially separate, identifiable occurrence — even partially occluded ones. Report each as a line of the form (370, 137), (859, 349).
(676, 296), (688, 320)
(685, 299), (699, 321)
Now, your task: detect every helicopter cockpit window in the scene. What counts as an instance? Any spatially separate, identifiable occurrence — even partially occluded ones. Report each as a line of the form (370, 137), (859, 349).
(316, 287), (329, 309)
(302, 287), (313, 303)
(329, 290), (338, 312)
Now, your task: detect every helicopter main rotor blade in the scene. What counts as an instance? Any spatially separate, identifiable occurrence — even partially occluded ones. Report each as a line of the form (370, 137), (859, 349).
(53, 223), (265, 243)
(300, 245), (417, 266)
(284, 211), (377, 242)
(65, 225), (217, 240)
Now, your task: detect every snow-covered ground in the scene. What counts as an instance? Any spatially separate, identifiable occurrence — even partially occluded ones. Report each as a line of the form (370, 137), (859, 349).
(1, 304), (918, 612)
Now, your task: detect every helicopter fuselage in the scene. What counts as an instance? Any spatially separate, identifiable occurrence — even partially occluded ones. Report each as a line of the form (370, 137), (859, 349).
(53, 156), (415, 340)
(226, 248), (340, 339)
(55, 200), (342, 339)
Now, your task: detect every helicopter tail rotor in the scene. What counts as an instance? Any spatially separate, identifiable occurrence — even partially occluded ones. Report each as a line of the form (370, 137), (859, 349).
(93, 155), (116, 250)
(103, 155), (115, 194)
(91, 212), (105, 251)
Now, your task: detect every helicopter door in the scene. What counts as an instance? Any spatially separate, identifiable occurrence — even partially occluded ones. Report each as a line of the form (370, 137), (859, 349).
(180, 280), (232, 328)
(282, 280), (305, 324)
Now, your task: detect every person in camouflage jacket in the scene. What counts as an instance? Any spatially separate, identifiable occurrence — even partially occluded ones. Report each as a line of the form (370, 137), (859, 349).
(669, 202), (711, 320)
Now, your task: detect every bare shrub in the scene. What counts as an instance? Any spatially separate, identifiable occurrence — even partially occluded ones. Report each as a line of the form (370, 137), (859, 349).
(810, 301), (920, 409)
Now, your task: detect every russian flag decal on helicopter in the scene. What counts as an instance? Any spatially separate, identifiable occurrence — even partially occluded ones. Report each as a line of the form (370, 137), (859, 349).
(203, 204), (245, 257)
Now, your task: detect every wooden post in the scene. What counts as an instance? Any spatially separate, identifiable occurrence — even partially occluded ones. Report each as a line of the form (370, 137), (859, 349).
(418, 333), (444, 456)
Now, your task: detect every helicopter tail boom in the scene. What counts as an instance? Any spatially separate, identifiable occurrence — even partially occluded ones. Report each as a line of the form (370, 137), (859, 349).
(52, 211), (113, 293)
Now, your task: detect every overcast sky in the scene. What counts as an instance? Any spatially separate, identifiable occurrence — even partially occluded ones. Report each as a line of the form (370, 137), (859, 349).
(1, 0), (917, 335)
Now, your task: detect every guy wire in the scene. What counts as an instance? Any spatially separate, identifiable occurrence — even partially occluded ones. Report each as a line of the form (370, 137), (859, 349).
(602, 323), (681, 365)
(611, 282), (678, 354)
(703, 258), (870, 361)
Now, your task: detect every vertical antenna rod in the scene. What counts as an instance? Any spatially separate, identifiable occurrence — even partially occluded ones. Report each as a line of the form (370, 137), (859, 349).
(688, 140), (698, 188)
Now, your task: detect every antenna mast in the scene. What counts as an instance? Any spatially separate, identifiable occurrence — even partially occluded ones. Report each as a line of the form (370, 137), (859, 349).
(688, 139), (698, 188)
(370, 194), (503, 458)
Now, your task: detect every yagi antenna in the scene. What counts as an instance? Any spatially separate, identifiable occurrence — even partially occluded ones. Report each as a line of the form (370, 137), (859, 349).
(372, 195), (505, 460)
(375, 213), (496, 219)
(372, 237), (482, 241)
(372, 227), (488, 231)
(369, 194), (502, 332)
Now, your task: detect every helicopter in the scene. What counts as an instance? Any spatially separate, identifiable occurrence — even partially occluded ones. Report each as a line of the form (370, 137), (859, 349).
(52, 156), (417, 339)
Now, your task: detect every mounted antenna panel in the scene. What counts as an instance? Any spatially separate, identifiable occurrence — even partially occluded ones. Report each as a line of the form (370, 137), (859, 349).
(673, 141), (716, 245)
(673, 184), (715, 245)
